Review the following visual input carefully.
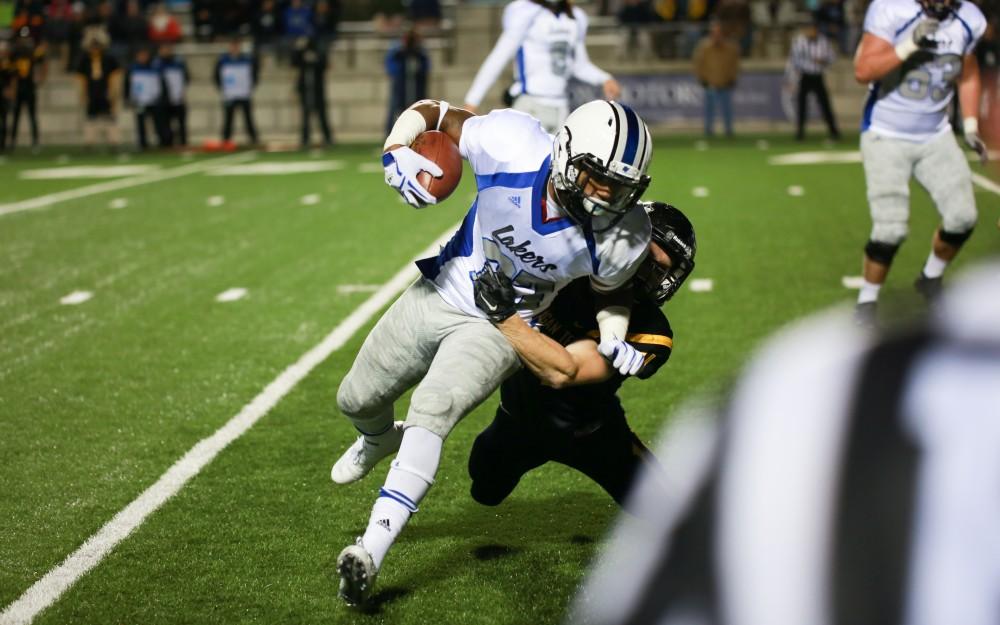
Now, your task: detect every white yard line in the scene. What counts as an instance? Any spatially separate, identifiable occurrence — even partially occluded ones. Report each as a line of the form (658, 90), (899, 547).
(689, 278), (714, 292)
(215, 287), (248, 302)
(0, 224), (456, 625)
(0, 153), (255, 218)
(972, 172), (1000, 196)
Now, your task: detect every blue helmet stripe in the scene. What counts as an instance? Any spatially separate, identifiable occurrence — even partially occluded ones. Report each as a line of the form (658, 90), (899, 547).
(621, 104), (640, 165)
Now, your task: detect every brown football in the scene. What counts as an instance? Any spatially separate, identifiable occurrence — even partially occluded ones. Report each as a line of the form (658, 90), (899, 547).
(411, 130), (463, 202)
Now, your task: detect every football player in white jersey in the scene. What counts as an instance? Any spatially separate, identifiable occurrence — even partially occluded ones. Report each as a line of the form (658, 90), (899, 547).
(463, 0), (621, 133)
(853, 0), (987, 326)
(332, 98), (654, 605)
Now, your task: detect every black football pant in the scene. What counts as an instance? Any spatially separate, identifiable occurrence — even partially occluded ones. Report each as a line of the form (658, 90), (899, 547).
(10, 89), (39, 148)
(468, 403), (660, 510)
(300, 95), (332, 147)
(0, 98), (7, 150)
(796, 73), (840, 140)
(162, 104), (187, 146)
(134, 108), (166, 149)
(222, 99), (258, 144)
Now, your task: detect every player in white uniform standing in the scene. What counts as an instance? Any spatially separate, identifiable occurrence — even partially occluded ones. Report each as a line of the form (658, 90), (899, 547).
(332, 98), (654, 605)
(463, 0), (621, 133)
(853, 0), (987, 326)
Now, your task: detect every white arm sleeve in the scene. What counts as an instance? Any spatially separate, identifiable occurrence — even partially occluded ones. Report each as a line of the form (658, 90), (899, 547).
(463, 4), (538, 106)
(571, 10), (612, 86)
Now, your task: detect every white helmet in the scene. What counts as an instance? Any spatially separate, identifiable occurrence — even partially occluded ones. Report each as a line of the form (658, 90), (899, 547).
(551, 100), (652, 232)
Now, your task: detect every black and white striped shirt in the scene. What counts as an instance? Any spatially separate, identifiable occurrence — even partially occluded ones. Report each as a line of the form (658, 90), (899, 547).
(569, 260), (1000, 625)
(789, 32), (836, 75)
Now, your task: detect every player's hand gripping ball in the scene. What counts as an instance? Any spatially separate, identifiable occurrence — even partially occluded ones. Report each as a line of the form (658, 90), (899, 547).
(411, 130), (463, 202)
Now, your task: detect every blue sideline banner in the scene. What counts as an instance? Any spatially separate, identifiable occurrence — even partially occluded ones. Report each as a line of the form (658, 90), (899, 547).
(569, 71), (798, 123)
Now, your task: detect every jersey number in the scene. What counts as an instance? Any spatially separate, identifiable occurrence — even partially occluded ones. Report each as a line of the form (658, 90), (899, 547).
(899, 54), (962, 102)
(548, 41), (572, 77)
(481, 237), (556, 309)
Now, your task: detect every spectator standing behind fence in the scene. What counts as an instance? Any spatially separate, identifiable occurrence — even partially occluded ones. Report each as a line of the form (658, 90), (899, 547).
(0, 41), (12, 152)
(285, 0), (315, 39)
(9, 30), (46, 151)
(215, 37), (259, 147)
(254, 0), (281, 58)
(692, 20), (739, 138)
(111, 0), (149, 62)
(125, 47), (166, 150)
(313, 0), (341, 52)
(292, 37), (333, 148)
(384, 28), (428, 136)
(76, 30), (122, 149)
(156, 43), (189, 147)
(788, 18), (840, 141)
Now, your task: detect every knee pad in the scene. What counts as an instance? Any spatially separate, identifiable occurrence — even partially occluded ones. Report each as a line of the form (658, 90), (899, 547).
(408, 384), (455, 420)
(864, 239), (902, 266)
(335, 379), (367, 419)
(939, 227), (974, 248)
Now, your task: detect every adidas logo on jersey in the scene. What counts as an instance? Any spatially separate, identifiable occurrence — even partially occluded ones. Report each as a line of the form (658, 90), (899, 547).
(376, 518), (391, 531)
(508, 195), (521, 209)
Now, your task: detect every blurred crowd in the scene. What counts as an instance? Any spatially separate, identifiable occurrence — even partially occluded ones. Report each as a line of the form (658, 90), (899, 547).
(2, 0), (350, 70)
(0, 0), (996, 152)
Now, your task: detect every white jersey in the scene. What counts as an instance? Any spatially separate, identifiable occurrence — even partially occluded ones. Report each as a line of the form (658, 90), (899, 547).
(416, 109), (650, 320)
(464, 0), (612, 107)
(861, 0), (986, 142)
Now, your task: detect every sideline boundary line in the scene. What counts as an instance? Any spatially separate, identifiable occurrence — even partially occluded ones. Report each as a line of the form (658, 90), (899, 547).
(972, 172), (1000, 196)
(0, 152), (256, 218)
(0, 226), (456, 625)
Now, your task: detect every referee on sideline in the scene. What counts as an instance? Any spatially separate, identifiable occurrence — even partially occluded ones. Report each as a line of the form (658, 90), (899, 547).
(789, 17), (840, 141)
(570, 259), (1000, 625)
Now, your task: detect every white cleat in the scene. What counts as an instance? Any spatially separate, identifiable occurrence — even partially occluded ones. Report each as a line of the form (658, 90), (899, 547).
(337, 539), (378, 606)
(331, 422), (405, 484)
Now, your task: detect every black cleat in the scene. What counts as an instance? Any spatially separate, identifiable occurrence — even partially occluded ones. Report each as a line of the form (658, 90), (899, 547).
(853, 301), (878, 329)
(914, 273), (943, 303)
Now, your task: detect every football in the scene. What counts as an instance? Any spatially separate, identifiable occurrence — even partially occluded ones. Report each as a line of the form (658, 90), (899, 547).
(411, 130), (463, 202)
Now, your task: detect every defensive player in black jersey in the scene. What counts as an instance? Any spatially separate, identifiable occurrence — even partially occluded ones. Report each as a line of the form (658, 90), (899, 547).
(467, 202), (696, 508)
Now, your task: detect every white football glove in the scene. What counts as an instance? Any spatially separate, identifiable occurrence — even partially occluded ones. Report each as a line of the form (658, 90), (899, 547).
(598, 337), (645, 377)
(382, 146), (443, 208)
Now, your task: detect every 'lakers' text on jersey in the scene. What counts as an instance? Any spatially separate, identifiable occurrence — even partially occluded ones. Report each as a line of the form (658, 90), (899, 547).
(861, 0), (986, 141)
(416, 109), (650, 320)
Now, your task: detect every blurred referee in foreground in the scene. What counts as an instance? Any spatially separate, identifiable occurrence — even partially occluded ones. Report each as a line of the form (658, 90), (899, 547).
(570, 259), (1000, 625)
(789, 16), (840, 141)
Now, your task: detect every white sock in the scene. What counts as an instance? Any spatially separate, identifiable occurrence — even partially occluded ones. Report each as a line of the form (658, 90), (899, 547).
(361, 427), (443, 569)
(922, 252), (948, 279)
(857, 280), (882, 304)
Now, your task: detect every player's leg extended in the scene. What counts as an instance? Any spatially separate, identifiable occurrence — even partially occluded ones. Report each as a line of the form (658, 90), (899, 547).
(857, 132), (914, 324)
(468, 401), (549, 506)
(332, 280), (439, 484)
(911, 132), (977, 301)
(347, 314), (519, 587)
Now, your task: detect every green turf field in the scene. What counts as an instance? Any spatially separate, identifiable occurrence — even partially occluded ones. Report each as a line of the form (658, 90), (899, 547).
(2, 137), (998, 625)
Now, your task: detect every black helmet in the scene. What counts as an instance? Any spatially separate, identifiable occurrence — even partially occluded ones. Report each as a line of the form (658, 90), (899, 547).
(634, 202), (696, 305)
